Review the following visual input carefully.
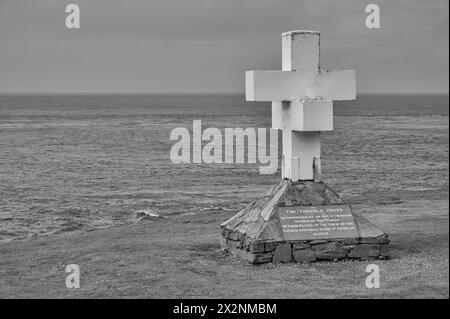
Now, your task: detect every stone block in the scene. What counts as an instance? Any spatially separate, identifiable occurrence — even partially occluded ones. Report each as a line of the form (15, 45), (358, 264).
(273, 244), (292, 264)
(353, 213), (385, 239)
(241, 237), (251, 251)
(380, 244), (390, 258)
(229, 231), (240, 241)
(310, 239), (329, 245)
(254, 254), (273, 264)
(293, 242), (310, 250)
(229, 248), (272, 264)
(348, 244), (380, 258)
(293, 248), (316, 263)
(314, 242), (347, 260)
(339, 238), (359, 245)
(265, 242), (276, 252)
(227, 239), (242, 249)
(250, 241), (266, 253)
(223, 228), (231, 239)
(359, 234), (389, 244)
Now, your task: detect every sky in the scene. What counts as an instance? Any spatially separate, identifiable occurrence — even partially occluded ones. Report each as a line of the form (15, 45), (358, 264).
(0, 0), (448, 94)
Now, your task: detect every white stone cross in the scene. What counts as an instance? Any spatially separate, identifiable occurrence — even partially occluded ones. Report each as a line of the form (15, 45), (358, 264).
(246, 30), (356, 181)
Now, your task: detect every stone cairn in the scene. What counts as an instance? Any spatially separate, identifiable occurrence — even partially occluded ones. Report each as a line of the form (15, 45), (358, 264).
(220, 180), (389, 264)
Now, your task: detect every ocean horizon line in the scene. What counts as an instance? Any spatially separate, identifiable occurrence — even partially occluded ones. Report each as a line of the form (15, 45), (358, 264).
(0, 92), (448, 96)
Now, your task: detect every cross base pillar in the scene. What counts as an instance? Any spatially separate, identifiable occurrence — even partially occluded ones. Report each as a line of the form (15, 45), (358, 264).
(282, 131), (320, 181)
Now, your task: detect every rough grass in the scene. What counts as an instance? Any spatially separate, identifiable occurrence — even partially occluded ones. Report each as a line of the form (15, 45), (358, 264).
(1, 197), (448, 299)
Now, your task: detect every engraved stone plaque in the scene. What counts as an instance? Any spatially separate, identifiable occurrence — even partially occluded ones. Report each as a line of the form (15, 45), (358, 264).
(278, 205), (358, 241)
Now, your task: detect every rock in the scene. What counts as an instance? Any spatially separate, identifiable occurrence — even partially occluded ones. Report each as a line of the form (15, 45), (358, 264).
(229, 231), (240, 241)
(220, 227), (227, 237)
(314, 242), (347, 260)
(380, 244), (390, 258)
(293, 242), (310, 250)
(241, 237), (251, 251)
(253, 253), (273, 264)
(265, 242), (275, 252)
(227, 239), (242, 249)
(255, 215), (284, 242)
(339, 238), (359, 245)
(229, 248), (273, 264)
(273, 244), (292, 264)
(280, 181), (344, 206)
(223, 228), (231, 239)
(359, 234), (389, 244)
(348, 244), (380, 258)
(310, 239), (329, 245)
(353, 212), (385, 238)
(250, 241), (266, 253)
(293, 249), (316, 263)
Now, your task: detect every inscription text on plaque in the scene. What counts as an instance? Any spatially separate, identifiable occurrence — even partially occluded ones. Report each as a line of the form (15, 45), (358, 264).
(278, 205), (358, 241)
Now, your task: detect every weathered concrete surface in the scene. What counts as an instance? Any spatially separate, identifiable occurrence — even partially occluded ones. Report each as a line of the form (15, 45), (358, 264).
(246, 70), (356, 102)
(272, 100), (333, 132)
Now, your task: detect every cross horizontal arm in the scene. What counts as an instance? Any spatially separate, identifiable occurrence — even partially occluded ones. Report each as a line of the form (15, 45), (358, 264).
(246, 70), (356, 102)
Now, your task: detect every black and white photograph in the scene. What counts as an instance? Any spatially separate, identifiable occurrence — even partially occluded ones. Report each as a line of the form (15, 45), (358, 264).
(0, 0), (448, 306)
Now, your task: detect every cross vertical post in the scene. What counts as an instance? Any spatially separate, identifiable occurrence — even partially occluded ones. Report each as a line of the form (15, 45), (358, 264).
(279, 30), (322, 181)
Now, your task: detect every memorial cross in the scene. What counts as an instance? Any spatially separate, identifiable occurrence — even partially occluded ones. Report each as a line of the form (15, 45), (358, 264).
(246, 30), (356, 181)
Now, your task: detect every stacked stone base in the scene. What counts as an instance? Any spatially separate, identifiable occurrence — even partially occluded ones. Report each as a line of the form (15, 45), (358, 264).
(221, 231), (390, 264)
(220, 180), (390, 264)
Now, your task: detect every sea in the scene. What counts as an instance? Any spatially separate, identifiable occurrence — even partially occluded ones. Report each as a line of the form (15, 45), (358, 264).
(0, 94), (448, 242)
